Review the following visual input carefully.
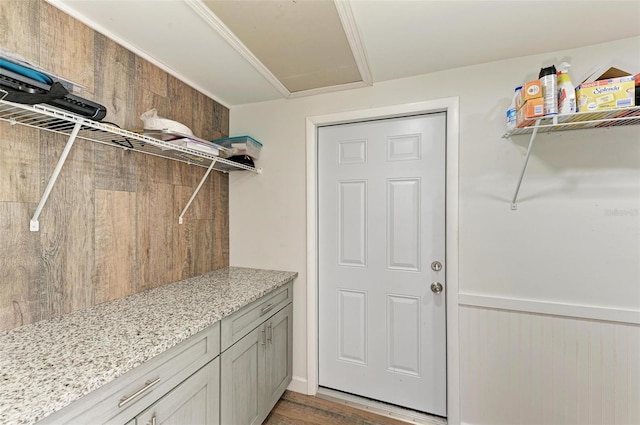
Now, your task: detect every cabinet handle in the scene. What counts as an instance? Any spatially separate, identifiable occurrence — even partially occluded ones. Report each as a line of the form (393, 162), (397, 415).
(118, 378), (160, 408)
(261, 328), (266, 346)
(267, 323), (272, 345)
(149, 415), (157, 425)
(260, 303), (275, 316)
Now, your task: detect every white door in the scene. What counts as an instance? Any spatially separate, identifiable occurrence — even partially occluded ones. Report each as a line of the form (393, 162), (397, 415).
(318, 113), (447, 416)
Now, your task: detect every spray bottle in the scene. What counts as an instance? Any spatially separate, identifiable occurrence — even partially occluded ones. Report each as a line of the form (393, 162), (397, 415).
(539, 65), (558, 115)
(557, 62), (576, 115)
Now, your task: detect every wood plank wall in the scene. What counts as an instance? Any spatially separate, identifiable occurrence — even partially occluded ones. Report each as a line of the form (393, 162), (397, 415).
(0, 0), (231, 332)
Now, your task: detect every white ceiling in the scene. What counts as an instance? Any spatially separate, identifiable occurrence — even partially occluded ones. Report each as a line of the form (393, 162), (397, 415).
(49, 0), (640, 107)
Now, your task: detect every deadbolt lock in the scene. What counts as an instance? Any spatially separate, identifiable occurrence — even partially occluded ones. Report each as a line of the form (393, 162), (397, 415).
(431, 261), (443, 272)
(430, 282), (444, 294)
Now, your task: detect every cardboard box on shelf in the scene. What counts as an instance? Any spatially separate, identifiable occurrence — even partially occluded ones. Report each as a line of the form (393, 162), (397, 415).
(516, 79), (542, 109)
(576, 66), (635, 112)
(516, 97), (544, 128)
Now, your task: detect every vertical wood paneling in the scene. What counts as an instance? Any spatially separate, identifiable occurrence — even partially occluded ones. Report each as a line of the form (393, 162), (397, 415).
(39, 1), (95, 94)
(528, 311), (542, 423)
(168, 75), (195, 133)
(136, 57), (168, 98)
(563, 318), (578, 424)
(94, 190), (136, 304)
(0, 123), (40, 203)
(136, 179), (174, 291)
(601, 325), (616, 422)
(0, 0), (230, 333)
(173, 184), (195, 281)
(0, 0), (40, 64)
(94, 33), (136, 129)
(590, 321), (604, 424)
(575, 319), (591, 425)
(627, 326), (640, 423)
(0, 202), (42, 329)
(193, 91), (219, 141)
(39, 132), (95, 318)
(517, 308), (532, 424)
(460, 306), (640, 425)
(506, 311), (520, 424)
(94, 144), (137, 192)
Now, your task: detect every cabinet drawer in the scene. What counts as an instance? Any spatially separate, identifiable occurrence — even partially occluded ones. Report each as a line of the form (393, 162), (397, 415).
(38, 322), (220, 425)
(221, 282), (292, 351)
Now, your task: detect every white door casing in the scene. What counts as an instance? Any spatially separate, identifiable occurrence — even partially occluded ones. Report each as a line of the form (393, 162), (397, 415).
(318, 113), (447, 415)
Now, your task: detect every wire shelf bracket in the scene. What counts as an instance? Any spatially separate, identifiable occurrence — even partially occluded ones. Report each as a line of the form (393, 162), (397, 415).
(30, 122), (82, 231)
(179, 158), (217, 224)
(503, 106), (640, 210)
(0, 98), (261, 231)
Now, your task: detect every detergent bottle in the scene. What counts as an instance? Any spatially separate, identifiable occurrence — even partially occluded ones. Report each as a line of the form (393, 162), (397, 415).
(557, 62), (576, 115)
(506, 86), (521, 130)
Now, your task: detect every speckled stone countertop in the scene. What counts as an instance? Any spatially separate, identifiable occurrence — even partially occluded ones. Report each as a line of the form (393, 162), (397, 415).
(0, 267), (297, 425)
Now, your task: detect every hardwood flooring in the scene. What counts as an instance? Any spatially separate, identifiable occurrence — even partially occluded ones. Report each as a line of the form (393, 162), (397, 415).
(263, 391), (409, 425)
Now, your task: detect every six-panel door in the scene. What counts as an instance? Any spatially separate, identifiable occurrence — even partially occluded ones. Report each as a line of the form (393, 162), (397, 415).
(318, 113), (447, 416)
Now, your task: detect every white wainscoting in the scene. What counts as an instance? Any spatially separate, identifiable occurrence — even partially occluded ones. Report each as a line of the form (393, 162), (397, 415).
(460, 305), (640, 425)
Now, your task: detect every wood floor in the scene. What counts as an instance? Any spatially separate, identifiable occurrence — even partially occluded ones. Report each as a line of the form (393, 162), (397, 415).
(263, 391), (409, 425)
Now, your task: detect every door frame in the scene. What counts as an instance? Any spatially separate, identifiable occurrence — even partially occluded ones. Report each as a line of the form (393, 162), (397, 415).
(305, 97), (460, 424)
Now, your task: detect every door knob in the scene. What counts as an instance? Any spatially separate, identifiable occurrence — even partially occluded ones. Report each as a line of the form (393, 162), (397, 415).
(430, 282), (443, 294)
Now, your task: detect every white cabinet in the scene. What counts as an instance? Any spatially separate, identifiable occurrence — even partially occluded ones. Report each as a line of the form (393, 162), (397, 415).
(220, 283), (293, 425)
(220, 323), (264, 425)
(38, 323), (220, 425)
(264, 304), (293, 414)
(135, 358), (220, 425)
(34, 283), (294, 425)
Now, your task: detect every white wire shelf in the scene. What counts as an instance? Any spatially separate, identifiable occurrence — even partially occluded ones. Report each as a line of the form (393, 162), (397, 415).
(0, 98), (260, 173)
(0, 92), (260, 231)
(503, 105), (640, 210)
(503, 105), (640, 138)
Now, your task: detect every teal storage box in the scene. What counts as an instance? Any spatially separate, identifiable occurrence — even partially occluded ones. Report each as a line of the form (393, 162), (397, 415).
(213, 135), (262, 159)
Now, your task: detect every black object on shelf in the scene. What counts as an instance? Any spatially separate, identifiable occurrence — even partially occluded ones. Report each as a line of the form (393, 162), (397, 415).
(0, 64), (107, 120)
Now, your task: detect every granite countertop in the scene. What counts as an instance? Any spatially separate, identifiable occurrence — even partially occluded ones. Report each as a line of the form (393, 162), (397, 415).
(0, 267), (297, 425)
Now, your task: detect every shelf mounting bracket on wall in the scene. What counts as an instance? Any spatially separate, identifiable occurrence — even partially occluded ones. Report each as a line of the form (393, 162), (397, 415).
(510, 119), (541, 210)
(505, 106), (640, 209)
(179, 158), (217, 224)
(30, 122), (82, 231)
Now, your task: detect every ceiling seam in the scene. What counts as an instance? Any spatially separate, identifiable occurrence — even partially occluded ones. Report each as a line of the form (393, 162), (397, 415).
(334, 0), (373, 86)
(185, 0), (292, 99)
(44, 0), (234, 108)
(287, 81), (370, 99)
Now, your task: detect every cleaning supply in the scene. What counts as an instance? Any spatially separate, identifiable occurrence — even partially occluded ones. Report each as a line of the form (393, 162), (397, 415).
(557, 62), (576, 114)
(635, 74), (639, 107)
(506, 86), (521, 130)
(539, 65), (558, 115)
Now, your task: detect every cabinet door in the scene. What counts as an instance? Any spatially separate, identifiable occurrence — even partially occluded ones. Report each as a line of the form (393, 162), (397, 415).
(136, 357), (219, 425)
(220, 325), (266, 425)
(264, 303), (293, 414)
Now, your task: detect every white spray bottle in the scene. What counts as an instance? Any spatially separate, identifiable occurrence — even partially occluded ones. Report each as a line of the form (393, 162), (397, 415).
(557, 62), (576, 115)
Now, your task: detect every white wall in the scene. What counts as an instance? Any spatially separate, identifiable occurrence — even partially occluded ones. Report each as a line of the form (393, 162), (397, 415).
(228, 36), (640, 424)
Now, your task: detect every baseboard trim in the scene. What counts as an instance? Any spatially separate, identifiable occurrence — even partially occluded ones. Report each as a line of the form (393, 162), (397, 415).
(316, 387), (447, 425)
(287, 376), (309, 394)
(459, 293), (640, 325)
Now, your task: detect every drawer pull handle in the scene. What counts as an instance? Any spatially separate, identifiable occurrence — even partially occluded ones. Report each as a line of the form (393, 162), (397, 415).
(118, 378), (161, 408)
(260, 303), (275, 315)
